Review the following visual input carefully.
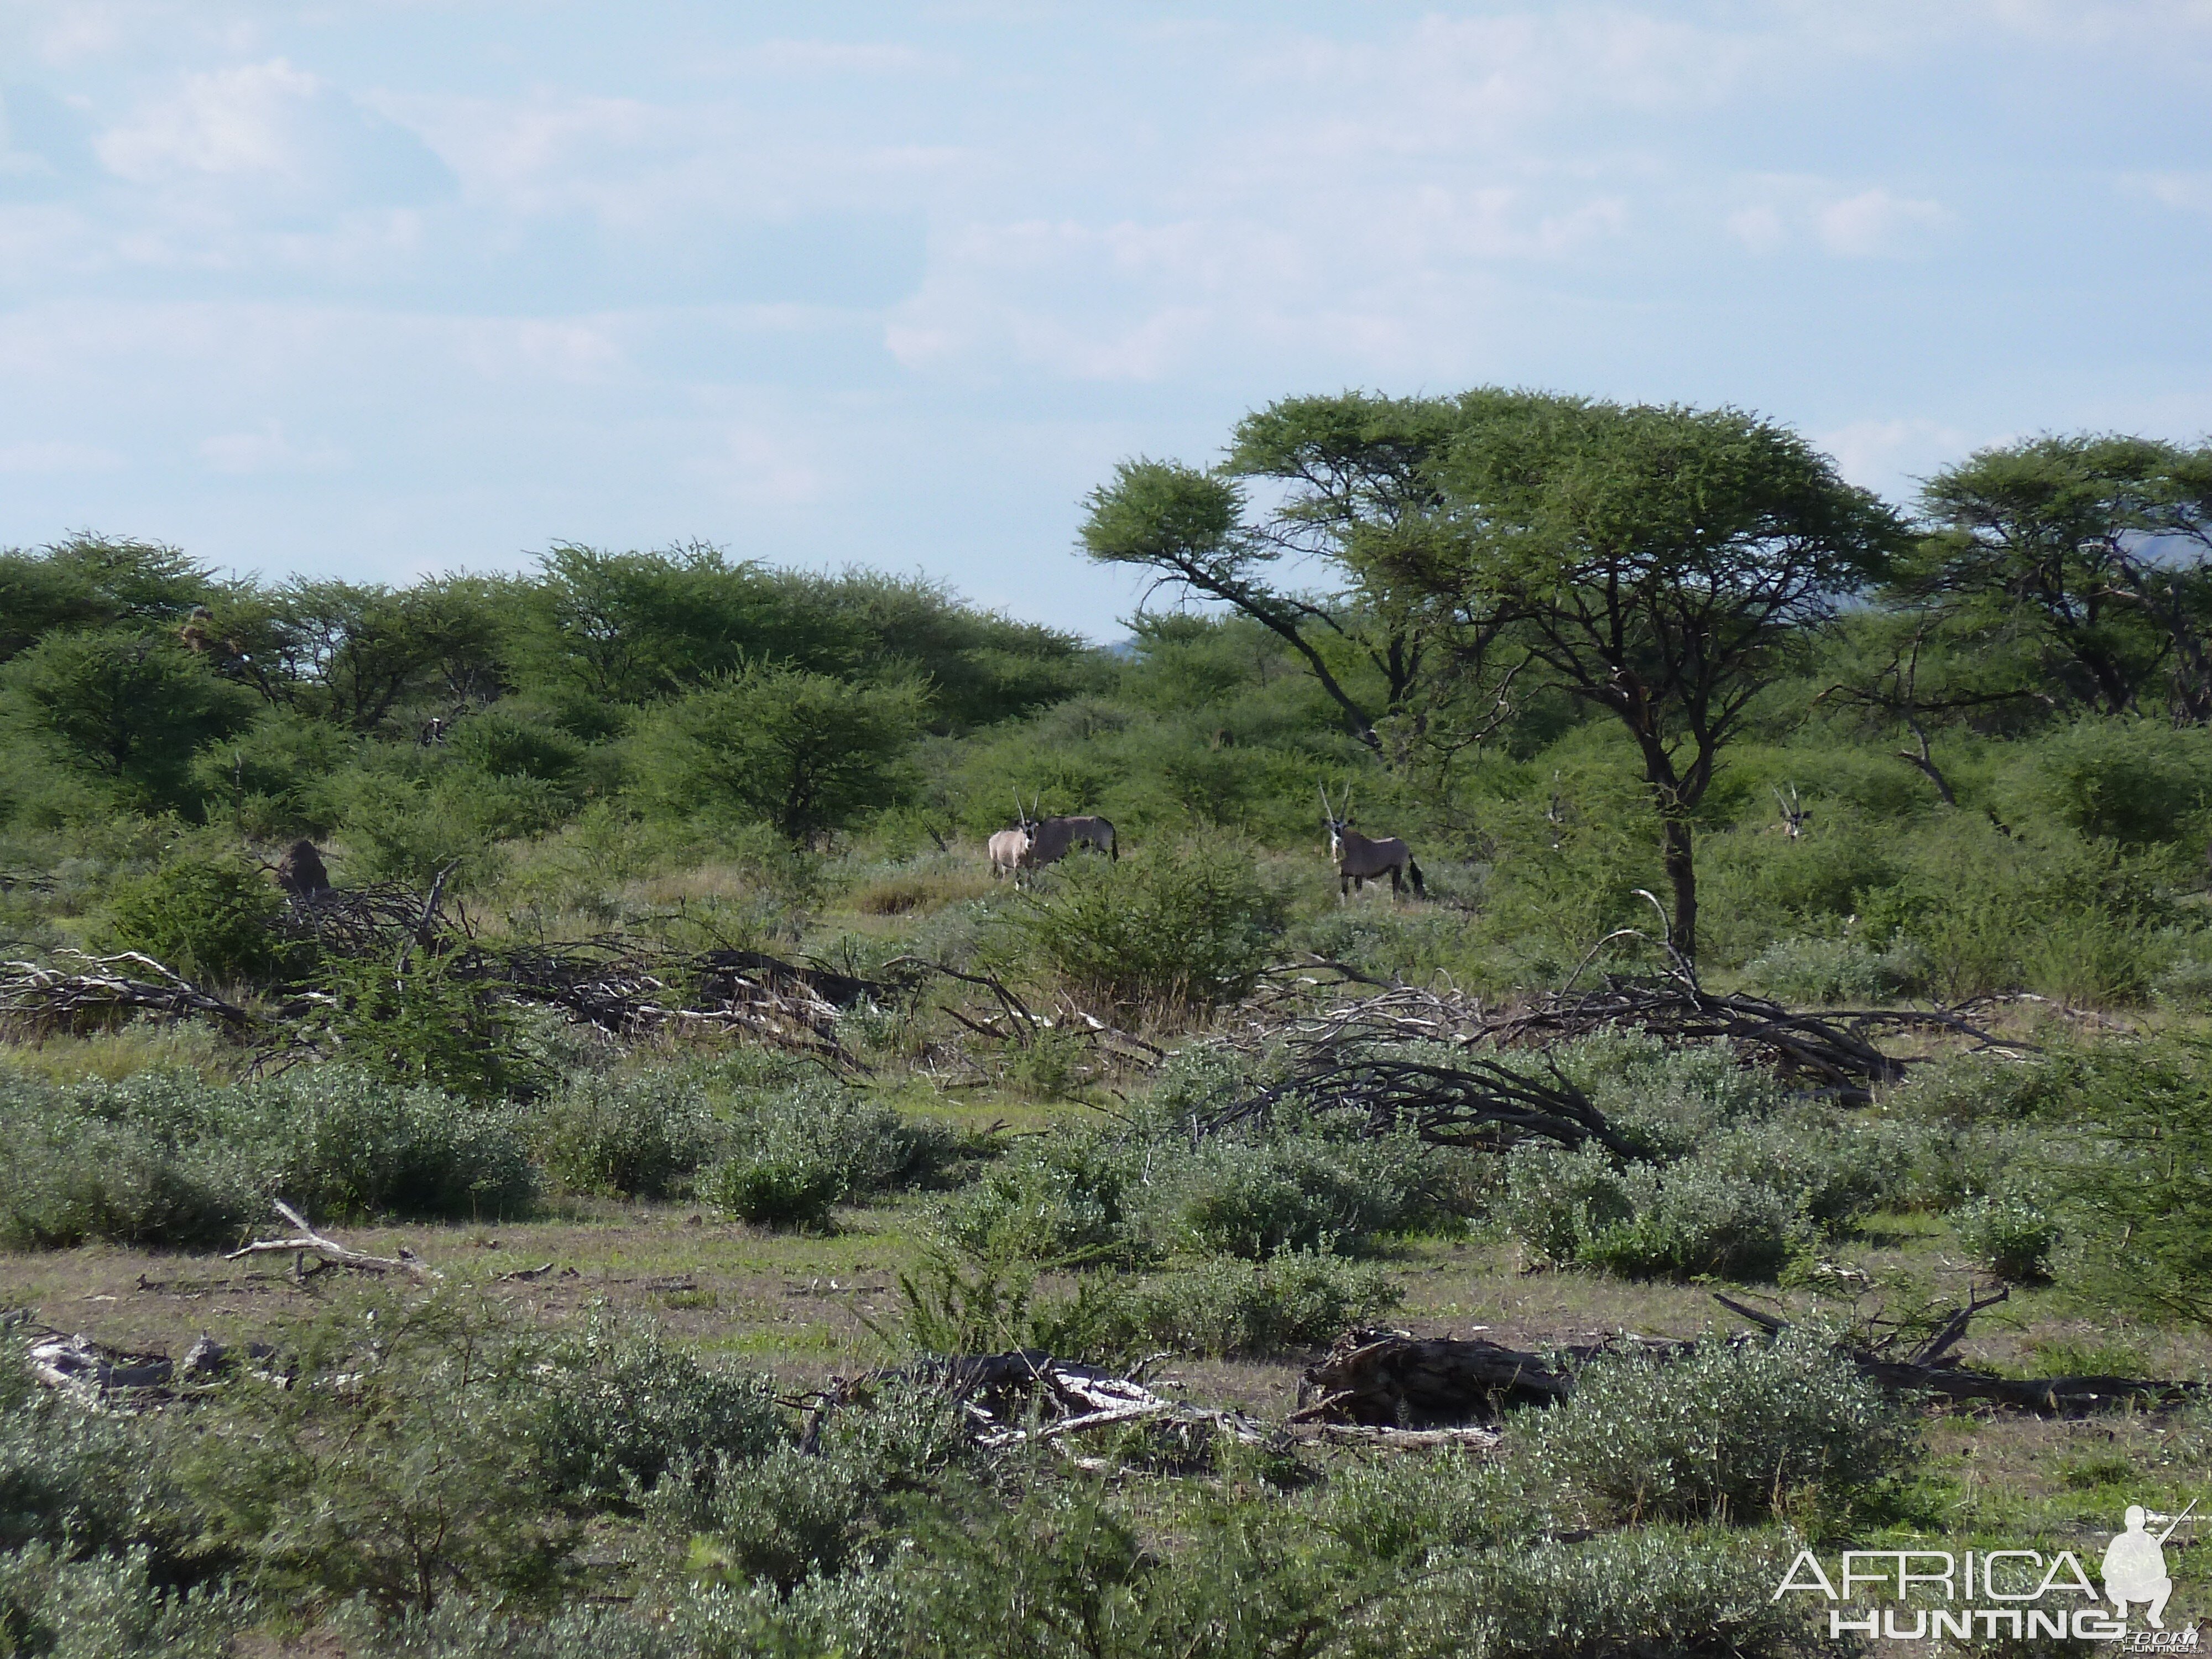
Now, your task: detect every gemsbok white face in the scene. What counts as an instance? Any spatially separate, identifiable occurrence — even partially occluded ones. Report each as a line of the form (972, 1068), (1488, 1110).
(1319, 784), (1424, 900)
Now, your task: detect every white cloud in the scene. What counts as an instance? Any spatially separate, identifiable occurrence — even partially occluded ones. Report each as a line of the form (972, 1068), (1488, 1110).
(96, 59), (321, 184)
(1816, 416), (1985, 498)
(195, 420), (343, 475)
(1816, 187), (1952, 257)
(0, 439), (123, 473)
(690, 424), (827, 508)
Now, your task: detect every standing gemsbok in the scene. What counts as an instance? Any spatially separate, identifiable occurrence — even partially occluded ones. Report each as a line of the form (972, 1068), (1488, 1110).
(1321, 785), (1423, 900)
(988, 796), (1037, 882)
(1026, 811), (1117, 868)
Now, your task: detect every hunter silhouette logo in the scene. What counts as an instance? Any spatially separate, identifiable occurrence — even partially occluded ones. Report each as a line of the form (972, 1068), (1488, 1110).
(2105, 1502), (2193, 1630)
(1772, 1501), (2202, 1644)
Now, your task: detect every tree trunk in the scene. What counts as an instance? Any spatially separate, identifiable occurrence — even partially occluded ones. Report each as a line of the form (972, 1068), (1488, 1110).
(1662, 814), (1697, 964)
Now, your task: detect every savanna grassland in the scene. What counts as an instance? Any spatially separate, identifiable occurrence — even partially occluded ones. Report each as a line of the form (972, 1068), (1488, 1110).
(6, 392), (2212, 1657)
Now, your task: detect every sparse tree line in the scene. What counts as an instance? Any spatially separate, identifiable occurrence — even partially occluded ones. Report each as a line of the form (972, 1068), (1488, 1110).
(2, 387), (2210, 995)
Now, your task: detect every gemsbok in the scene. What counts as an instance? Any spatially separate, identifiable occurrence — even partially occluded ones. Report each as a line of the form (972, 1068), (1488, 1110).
(988, 796), (1036, 882)
(1026, 812), (1118, 868)
(1320, 785), (1423, 900)
(1771, 784), (1809, 839)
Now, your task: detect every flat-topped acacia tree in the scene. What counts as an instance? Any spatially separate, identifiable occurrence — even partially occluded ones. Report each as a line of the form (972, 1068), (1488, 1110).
(1383, 391), (1904, 962)
(1079, 388), (1902, 962)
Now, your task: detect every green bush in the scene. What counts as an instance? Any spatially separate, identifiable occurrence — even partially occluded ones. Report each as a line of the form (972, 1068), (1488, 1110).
(0, 1547), (238, 1659)
(1500, 1105), (1901, 1281)
(530, 1072), (717, 1199)
(702, 1078), (964, 1227)
(1309, 1449), (1536, 1563)
(314, 950), (529, 1102)
(1172, 1130), (1450, 1258)
(1036, 1248), (1402, 1360)
(1503, 1142), (1808, 1282)
(1387, 1527), (1829, 1658)
(523, 1324), (785, 1506)
(995, 839), (1288, 1016)
(1738, 935), (1924, 1004)
(1955, 1190), (2061, 1283)
(1532, 1334), (1913, 1523)
(2018, 716), (2212, 846)
(635, 664), (927, 844)
(703, 1151), (846, 1228)
(930, 1133), (1148, 1264)
(102, 845), (290, 987)
(0, 1068), (534, 1246)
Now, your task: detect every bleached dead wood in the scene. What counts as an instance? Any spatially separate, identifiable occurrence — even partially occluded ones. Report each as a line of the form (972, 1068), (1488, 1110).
(0, 951), (254, 1036)
(224, 1200), (440, 1282)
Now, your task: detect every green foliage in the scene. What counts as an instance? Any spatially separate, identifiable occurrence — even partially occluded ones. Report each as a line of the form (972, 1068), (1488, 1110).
(315, 952), (529, 1103)
(102, 844), (290, 985)
(637, 662), (928, 843)
(703, 1152), (846, 1229)
(1736, 934), (1924, 1004)
(994, 840), (1288, 1016)
(1955, 1188), (2062, 1283)
(701, 1078), (965, 1228)
(1533, 1334), (1914, 1523)
(1172, 1131), (1451, 1258)
(0, 1547), (237, 1659)
(1500, 1104), (1904, 1282)
(2, 629), (255, 812)
(2016, 717), (2212, 844)
(1907, 432), (2212, 721)
(0, 535), (211, 664)
(1389, 1527), (1829, 1658)
(0, 1067), (534, 1245)
(1036, 1248), (1404, 1361)
(529, 1072), (718, 1199)
(2053, 1038), (2212, 1325)
(523, 1324), (785, 1506)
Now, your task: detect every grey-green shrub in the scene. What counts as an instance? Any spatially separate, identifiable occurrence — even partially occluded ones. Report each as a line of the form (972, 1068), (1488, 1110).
(1036, 1248), (1402, 1360)
(701, 1077), (964, 1227)
(1310, 1449), (1537, 1563)
(930, 1132), (1147, 1264)
(0, 1547), (238, 1659)
(524, 1325), (785, 1505)
(0, 1067), (534, 1246)
(1500, 1110), (1902, 1281)
(530, 1072), (717, 1199)
(994, 839), (1288, 1016)
(1739, 935), (1925, 1005)
(1384, 1527), (1829, 1659)
(1955, 1190), (2062, 1283)
(1533, 1334), (1913, 1523)
(1172, 1130), (1452, 1258)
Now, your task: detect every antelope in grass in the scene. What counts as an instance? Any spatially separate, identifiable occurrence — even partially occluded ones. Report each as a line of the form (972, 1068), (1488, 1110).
(988, 796), (1036, 882)
(1771, 784), (1809, 840)
(1321, 785), (1423, 900)
(988, 796), (1119, 884)
(1027, 811), (1117, 868)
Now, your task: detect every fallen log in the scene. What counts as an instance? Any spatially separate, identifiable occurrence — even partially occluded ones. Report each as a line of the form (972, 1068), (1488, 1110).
(1295, 1329), (1575, 1426)
(224, 1201), (440, 1282)
(1712, 1292), (2205, 1415)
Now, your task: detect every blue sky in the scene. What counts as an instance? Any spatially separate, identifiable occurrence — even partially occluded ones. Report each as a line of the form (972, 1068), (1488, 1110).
(2, 2), (2210, 638)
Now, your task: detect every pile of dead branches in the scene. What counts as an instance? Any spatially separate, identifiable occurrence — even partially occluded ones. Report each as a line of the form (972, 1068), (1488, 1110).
(0, 950), (254, 1038)
(1203, 973), (2027, 1150)
(810, 1349), (1265, 1468)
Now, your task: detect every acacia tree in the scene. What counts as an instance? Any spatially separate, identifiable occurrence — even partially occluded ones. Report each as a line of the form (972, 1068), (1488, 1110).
(1904, 435), (2212, 722)
(1079, 393), (1477, 759)
(1364, 392), (1902, 962)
